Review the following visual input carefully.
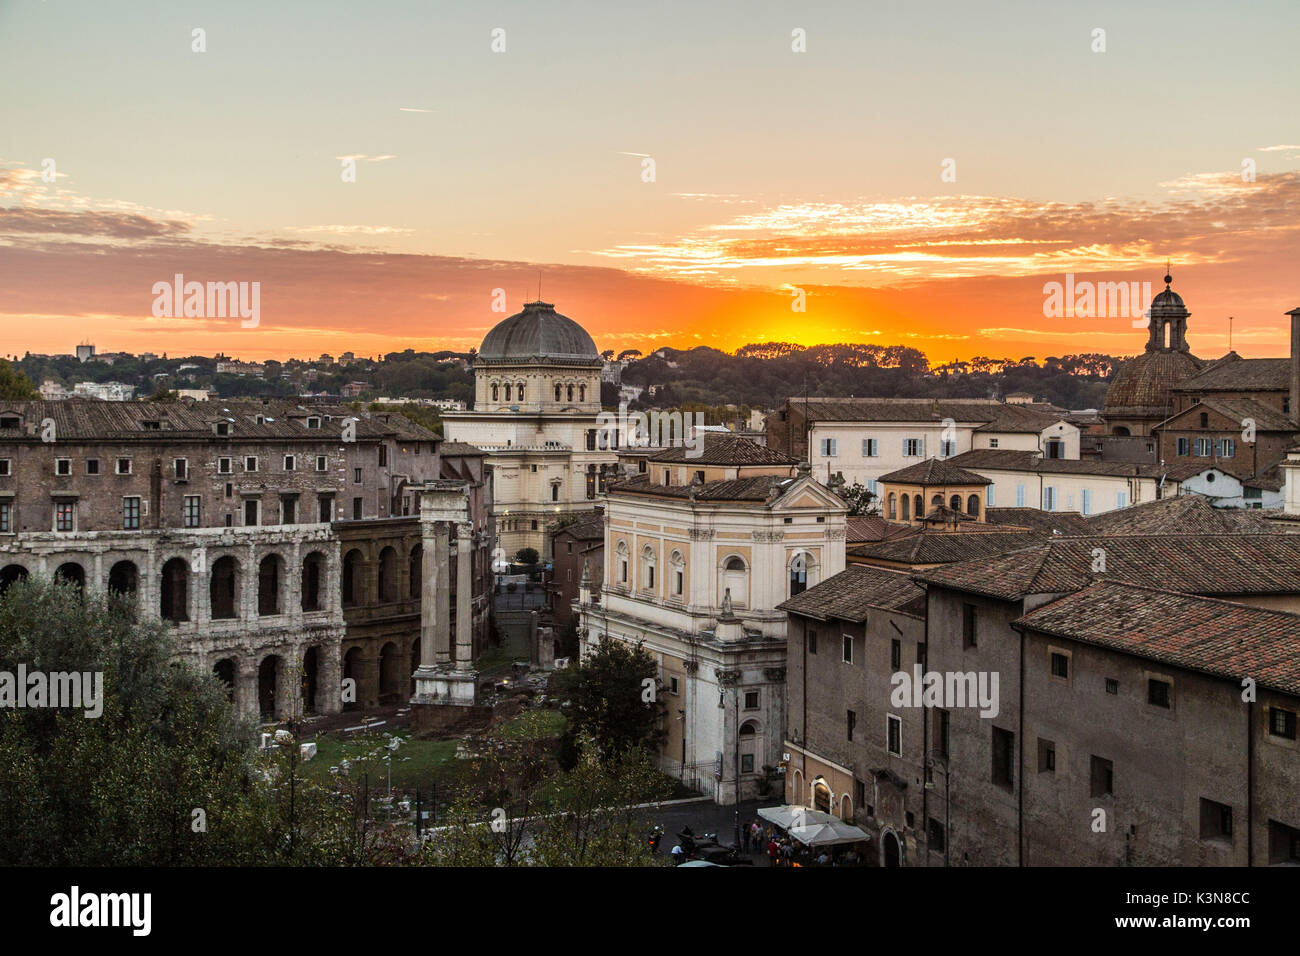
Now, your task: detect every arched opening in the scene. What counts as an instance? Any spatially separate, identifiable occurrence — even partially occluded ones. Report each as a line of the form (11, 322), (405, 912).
(900, 495), (911, 521)
(517, 382), (525, 402)
(491, 383), (499, 402)
(567, 384), (574, 401)
(887, 493), (897, 519)
(739, 720), (760, 780)
(302, 646), (319, 714)
(257, 554), (283, 616)
(841, 794), (852, 821)
(379, 641), (401, 702)
(967, 494), (980, 519)
(213, 658), (236, 702)
(342, 646), (362, 712)
(813, 780), (831, 813)
(107, 560), (138, 598)
(883, 831), (902, 867)
(377, 546), (399, 602)
(950, 494), (962, 512)
(257, 655), (281, 720)
(408, 544), (422, 600)
(579, 384), (586, 402)
(210, 556), (239, 619)
(301, 551), (324, 611)
(160, 558), (189, 622)
(342, 549), (364, 607)
(55, 562), (85, 591)
(554, 383), (562, 402)
(641, 545), (656, 591)
(0, 564), (29, 597)
(722, 556), (748, 608)
(1113, 425), (1130, 437)
(789, 554), (808, 597)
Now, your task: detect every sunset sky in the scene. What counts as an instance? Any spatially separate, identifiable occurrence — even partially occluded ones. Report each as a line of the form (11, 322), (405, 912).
(2, 0), (1298, 365)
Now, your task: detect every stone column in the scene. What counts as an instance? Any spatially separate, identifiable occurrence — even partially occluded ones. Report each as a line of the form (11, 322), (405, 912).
(422, 522), (451, 668)
(236, 660), (259, 720)
(455, 524), (474, 671)
(319, 638), (342, 715)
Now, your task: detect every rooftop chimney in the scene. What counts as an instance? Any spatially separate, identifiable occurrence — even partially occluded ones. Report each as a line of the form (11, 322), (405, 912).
(1288, 308), (1300, 426)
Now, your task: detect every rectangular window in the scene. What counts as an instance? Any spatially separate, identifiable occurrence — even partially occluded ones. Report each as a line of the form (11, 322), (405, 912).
(1045, 439), (1064, 459)
(862, 438), (878, 457)
(122, 496), (141, 530)
(819, 437), (837, 457)
(318, 495), (333, 523)
(928, 818), (946, 853)
(1219, 438), (1235, 458)
(174, 458), (188, 479)
(1038, 737), (1056, 773)
(281, 497), (296, 525)
(962, 603), (977, 648)
(1090, 755), (1114, 798)
(244, 499), (259, 526)
(1116, 491), (1128, 509)
(0, 459), (10, 476)
(669, 676), (680, 696)
(85, 458), (99, 475)
(55, 458), (71, 476)
(808, 629), (817, 655)
(353, 467), (362, 483)
(886, 714), (901, 756)
(991, 727), (1015, 789)
(903, 438), (924, 457)
(1199, 798), (1233, 842)
(115, 458), (131, 475)
(352, 497), (363, 520)
(1015, 483), (1026, 507)
(939, 439), (956, 458)
(847, 709), (856, 741)
(244, 456), (258, 472)
(1044, 486), (1057, 511)
(741, 753), (755, 774)
(283, 455), (295, 471)
(1050, 651), (1070, 680)
(1177, 437), (1190, 456)
(1081, 489), (1091, 516)
(1148, 677), (1172, 709)
(890, 639), (901, 671)
(0, 501), (10, 533)
(1195, 438), (1212, 457)
(378, 444), (388, 467)
(316, 455), (328, 472)
(1268, 707), (1297, 740)
(674, 569), (683, 595)
(1105, 678), (1119, 695)
(183, 496), (200, 528)
(986, 484), (995, 507)
(989, 437), (999, 448)
(842, 634), (853, 664)
(55, 501), (75, 532)
(218, 457), (232, 474)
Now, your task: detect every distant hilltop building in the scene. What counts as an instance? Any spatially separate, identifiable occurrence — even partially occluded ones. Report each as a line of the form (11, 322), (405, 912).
(75, 343), (95, 363)
(39, 380), (70, 400)
(215, 360), (265, 377)
(72, 381), (135, 402)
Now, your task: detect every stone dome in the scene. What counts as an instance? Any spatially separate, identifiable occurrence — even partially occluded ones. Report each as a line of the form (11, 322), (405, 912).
(1102, 349), (1204, 421)
(477, 301), (601, 365)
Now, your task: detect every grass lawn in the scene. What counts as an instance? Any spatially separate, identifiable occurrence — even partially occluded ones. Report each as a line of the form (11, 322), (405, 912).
(301, 732), (460, 794)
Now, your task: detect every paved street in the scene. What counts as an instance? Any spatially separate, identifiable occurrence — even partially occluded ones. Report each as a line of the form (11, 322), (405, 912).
(646, 797), (771, 864)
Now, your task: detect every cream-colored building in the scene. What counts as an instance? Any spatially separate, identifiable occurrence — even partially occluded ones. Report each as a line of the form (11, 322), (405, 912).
(577, 435), (848, 804)
(949, 448), (1179, 516)
(441, 301), (618, 557)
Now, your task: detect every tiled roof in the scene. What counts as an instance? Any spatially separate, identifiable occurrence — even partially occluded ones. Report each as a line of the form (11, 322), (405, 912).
(919, 504), (975, 523)
(878, 457), (992, 486)
(986, 507), (1091, 534)
(608, 473), (796, 502)
(439, 441), (486, 456)
(792, 398), (1064, 425)
(845, 515), (915, 543)
(1102, 350), (1205, 418)
(1084, 496), (1277, 535)
(849, 530), (1046, 566)
(0, 399), (435, 442)
(648, 432), (798, 466)
(915, 534), (1300, 601)
(1013, 581), (1300, 696)
(777, 564), (925, 622)
(1157, 396), (1296, 433)
(1172, 353), (1293, 392)
(948, 448), (1169, 478)
(552, 509), (605, 541)
(972, 404), (1068, 433)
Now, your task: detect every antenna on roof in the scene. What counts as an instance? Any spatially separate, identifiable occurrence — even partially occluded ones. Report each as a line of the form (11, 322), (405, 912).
(1228, 316), (1233, 350)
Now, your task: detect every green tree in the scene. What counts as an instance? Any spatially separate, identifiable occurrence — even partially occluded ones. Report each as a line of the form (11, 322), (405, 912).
(0, 360), (38, 400)
(839, 482), (877, 516)
(515, 547), (540, 567)
(552, 637), (664, 760)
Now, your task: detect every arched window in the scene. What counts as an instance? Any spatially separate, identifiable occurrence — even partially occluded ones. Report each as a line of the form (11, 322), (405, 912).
(159, 558), (188, 622)
(567, 384), (574, 401)
(813, 780), (832, 813)
(950, 494), (962, 512)
(378, 546), (399, 602)
(579, 384), (586, 402)
(887, 493), (897, 519)
(517, 382), (525, 402)
(616, 541), (629, 585)
(210, 556), (239, 619)
(301, 551), (324, 611)
(670, 550), (685, 597)
(932, 494), (943, 508)
(342, 549), (364, 606)
(722, 555), (748, 607)
(789, 553), (808, 597)
(1199, 412), (1209, 428)
(642, 545), (656, 590)
(491, 383), (499, 401)
(257, 554), (283, 616)
(967, 494), (980, 519)
(914, 495), (923, 518)
(900, 495), (911, 521)
(504, 383), (512, 402)
(554, 383), (562, 402)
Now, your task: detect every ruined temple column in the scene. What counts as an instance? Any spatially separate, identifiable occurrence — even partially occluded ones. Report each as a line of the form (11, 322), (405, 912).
(454, 523), (473, 671)
(236, 660), (259, 720)
(420, 522), (451, 668)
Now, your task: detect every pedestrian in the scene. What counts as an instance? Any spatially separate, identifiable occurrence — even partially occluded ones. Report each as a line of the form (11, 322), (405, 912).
(671, 844), (684, 864)
(767, 838), (779, 866)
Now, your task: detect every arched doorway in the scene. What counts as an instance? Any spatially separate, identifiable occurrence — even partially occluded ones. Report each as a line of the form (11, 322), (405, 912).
(257, 655), (281, 720)
(883, 830), (902, 867)
(813, 780), (831, 813)
(257, 554), (282, 616)
(213, 658), (236, 702)
(342, 646), (362, 711)
(210, 556), (239, 619)
(55, 562), (85, 591)
(301, 552), (324, 611)
(108, 560), (138, 598)
(301, 646), (319, 714)
(0, 564), (29, 597)
(160, 558), (189, 622)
